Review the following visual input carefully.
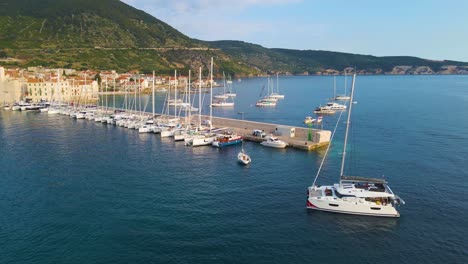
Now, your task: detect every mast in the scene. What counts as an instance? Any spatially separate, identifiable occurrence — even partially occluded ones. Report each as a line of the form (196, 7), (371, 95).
(187, 70), (191, 125)
(152, 71), (155, 119)
(339, 73), (356, 180)
(57, 69), (60, 104)
(198, 67), (202, 129)
(344, 71), (347, 95)
(133, 75), (137, 115)
(333, 75), (336, 99)
(105, 77), (108, 112)
(113, 75), (115, 112)
(276, 73), (279, 94)
(174, 70), (177, 119)
(209, 57), (213, 130)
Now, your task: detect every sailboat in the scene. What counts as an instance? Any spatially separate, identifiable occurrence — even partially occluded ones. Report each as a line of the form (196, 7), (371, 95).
(306, 74), (405, 217)
(211, 72), (234, 107)
(192, 58), (217, 147)
(237, 148), (251, 165)
(335, 72), (351, 100)
(256, 77), (277, 107)
(269, 73), (285, 99)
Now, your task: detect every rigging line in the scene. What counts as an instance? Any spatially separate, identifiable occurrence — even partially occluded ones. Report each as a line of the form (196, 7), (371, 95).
(312, 110), (345, 187)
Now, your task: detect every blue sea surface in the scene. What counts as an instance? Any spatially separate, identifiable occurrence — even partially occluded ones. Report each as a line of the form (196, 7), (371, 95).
(0, 75), (467, 263)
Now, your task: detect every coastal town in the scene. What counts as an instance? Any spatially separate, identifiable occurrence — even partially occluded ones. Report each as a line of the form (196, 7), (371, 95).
(0, 66), (217, 104)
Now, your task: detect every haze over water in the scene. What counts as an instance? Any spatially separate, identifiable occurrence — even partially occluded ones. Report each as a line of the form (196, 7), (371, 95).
(1, 75), (467, 263)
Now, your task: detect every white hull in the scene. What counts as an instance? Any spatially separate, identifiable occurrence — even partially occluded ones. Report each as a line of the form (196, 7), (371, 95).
(160, 130), (174, 138)
(256, 101), (276, 107)
(260, 142), (287, 148)
(174, 134), (185, 141)
(260, 136), (288, 149)
(269, 94), (285, 99)
(335, 95), (351, 100)
(192, 136), (216, 147)
(237, 152), (251, 165)
(138, 126), (153, 133)
(307, 194), (399, 218)
(211, 102), (234, 107)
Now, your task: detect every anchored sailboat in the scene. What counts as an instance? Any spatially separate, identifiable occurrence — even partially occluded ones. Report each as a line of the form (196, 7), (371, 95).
(307, 74), (405, 217)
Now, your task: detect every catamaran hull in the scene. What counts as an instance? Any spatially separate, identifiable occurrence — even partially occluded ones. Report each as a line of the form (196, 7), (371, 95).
(307, 197), (400, 218)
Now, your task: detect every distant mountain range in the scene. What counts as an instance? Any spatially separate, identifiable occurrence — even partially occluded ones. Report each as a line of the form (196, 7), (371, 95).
(1, 0), (467, 76)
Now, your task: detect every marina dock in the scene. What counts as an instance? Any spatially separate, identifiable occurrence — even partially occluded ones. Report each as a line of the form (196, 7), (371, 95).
(192, 115), (331, 151)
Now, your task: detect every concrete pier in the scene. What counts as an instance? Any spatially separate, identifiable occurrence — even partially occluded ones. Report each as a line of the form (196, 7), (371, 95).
(191, 115), (330, 151)
(85, 108), (331, 151)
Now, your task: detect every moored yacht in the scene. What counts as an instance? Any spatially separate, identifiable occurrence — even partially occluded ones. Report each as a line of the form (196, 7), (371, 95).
(212, 134), (242, 148)
(314, 106), (335, 114)
(260, 135), (288, 148)
(325, 102), (347, 110)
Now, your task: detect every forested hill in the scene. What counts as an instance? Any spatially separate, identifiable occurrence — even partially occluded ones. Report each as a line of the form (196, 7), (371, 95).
(1, 0), (467, 75)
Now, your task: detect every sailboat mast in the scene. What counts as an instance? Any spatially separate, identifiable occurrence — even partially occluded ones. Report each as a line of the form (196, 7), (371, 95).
(339, 73), (356, 179)
(344, 72), (347, 95)
(113, 76), (115, 112)
(210, 57), (213, 130)
(152, 71), (155, 118)
(198, 67), (202, 128)
(277, 73), (279, 94)
(174, 70), (177, 119)
(188, 70), (191, 125)
(333, 76), (336, 99)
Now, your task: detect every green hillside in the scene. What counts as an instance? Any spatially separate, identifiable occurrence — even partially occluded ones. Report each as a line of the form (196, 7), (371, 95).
(1, 0), (467, 75)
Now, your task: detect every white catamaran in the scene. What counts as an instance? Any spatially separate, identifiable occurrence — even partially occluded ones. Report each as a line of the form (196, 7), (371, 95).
(307, 74), (405, 217)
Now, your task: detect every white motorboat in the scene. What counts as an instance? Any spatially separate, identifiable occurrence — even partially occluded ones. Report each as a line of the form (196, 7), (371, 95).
(237, 149), (251, 165)
(260, 135), (288, 149)
(325, 102), (347, 110)
(314, 106), (336, 114)
(304, 116), (316, 124)
(307, 74), (405, 217)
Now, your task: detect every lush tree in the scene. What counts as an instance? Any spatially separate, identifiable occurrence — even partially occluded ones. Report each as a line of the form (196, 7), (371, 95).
(94, 73), (102, 85)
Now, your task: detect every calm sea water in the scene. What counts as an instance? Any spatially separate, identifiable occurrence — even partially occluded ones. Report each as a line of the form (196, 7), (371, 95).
(1, 75), (467, 263)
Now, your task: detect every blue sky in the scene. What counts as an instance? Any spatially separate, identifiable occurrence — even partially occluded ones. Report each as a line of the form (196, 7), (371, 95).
(122, 0), (468, 61)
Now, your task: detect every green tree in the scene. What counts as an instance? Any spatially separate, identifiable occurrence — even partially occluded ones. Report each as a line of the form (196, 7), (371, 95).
(94, 73), (102, 85)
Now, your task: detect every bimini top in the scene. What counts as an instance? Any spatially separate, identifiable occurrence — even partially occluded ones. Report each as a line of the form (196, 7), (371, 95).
(341, 175), (388, 184)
